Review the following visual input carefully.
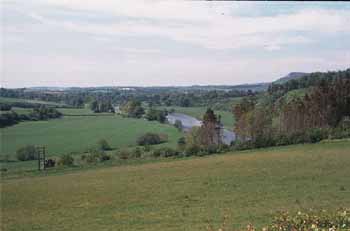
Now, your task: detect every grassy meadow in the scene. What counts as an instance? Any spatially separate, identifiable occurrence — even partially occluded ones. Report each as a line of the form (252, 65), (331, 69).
(1, 140), (350, 231)
(0, 96), (67, 107)
(0, 114), (182, 157)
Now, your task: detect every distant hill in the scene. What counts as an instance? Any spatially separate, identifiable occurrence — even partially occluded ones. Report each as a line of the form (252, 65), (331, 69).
(274, 72), (308, 84)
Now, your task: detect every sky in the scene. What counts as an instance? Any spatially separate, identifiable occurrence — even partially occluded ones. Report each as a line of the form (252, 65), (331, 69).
(1, 1), (350, 88)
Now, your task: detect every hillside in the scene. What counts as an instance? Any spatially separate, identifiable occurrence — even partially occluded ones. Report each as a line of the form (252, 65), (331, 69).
(274, 72), (308, 84)
(2, 140), (350, 231)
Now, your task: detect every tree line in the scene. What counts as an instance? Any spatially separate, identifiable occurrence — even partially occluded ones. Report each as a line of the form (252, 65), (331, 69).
(0, 87), (250, 110)
(0, 106), (62, 128)
(233, 69), (350, 149)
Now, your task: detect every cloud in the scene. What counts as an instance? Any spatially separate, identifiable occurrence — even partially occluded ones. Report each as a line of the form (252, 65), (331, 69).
(2, 0), (350, 87)
(14, 2), (350, 51)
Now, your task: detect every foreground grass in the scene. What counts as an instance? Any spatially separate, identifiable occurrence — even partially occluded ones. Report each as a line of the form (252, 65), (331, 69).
(0, 115), (182, 157)
(1, 141), (349, 231)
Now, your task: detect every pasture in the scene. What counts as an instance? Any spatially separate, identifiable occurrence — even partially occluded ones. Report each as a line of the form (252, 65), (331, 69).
(1, 140), (349, 231)
(0, 96), (67, 107)
(0, 114), (182, 157)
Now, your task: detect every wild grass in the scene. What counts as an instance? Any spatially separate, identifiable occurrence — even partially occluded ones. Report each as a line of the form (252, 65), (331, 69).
(1, 141), (349, 231)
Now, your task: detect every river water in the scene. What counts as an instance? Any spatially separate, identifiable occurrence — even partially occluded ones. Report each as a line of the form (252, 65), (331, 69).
(166, 113), (236, 145)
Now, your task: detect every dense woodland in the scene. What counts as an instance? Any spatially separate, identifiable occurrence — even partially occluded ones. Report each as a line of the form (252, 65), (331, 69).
(233, 69), (350, 149)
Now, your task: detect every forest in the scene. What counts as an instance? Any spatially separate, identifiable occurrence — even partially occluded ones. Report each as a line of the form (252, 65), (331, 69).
(233, 69), (350, 149)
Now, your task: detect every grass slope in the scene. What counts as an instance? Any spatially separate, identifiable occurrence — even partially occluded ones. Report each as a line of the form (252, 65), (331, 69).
(1, 141), (349, 231)
(0, 115), (182, 157)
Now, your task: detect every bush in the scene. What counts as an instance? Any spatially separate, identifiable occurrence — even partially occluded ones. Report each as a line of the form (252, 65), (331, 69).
(132, 147), (142, 158)
(206, 209), (350, 231)
(184, 144), (201, 156)
(58, 154), (74, 166)
(177, 137), (186, 150)
(143, 145), (151, 152)
(137, 133), (163, 146)
(174, 120), (183, 131)
(217, 144), (230, 153)
(269, 209), (350, 231)
(330, 127), (350, 139)
(97, 139), (112, 151)
(0, 103), (12, 111)
(145, 108), (167, 123)
(84, 148), (110, 164)
(204, 144), (219, 155)
(16, 145), (38, 161)
(44, 159), (56, 168)
(152, 147), (178, 158)
(118, 149), (132, 160)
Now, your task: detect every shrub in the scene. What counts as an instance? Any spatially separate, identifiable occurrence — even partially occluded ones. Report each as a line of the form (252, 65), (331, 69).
(84, 148), (110, 163)
(306, 128), (328, 143)
(97, 139), (112, 151)
(137, 133), (163, 146)
(152, 147), (178, 158)
(58, 154), (74, 166)
(85, 152), (99, 164)
(44, 159), (56, 168)
(217, 144), (230, 153)
(1, 154), (10, 162)
(174, 120), (183, 131)
(269, 209), (350, 231)
(0, 103), (12, 111)
(145, 108), (167, 123)
(16, 145), (38, 161)
(133, 147), (142, 158)
(100, 153), (111, 161)
(118, 149), (131, 160)
(143, 145), (151, 152)
(177, 137), (186, 150)
(205, 144), (219, 154)
(206, 209), (350, 231)
(184, 144), (200, 156)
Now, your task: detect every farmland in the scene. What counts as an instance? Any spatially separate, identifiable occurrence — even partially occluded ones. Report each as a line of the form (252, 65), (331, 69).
(0, 113), (182, 157)
(0, 96), (67, 107)
(1, 140), (350, 231)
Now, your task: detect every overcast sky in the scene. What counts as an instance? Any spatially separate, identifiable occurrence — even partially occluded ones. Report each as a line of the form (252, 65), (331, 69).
(1, 1), (350, 88)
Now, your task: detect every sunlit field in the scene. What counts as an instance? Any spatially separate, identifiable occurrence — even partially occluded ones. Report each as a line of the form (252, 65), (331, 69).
(2, 141), (349, 231)
(0, 114), (182, 157)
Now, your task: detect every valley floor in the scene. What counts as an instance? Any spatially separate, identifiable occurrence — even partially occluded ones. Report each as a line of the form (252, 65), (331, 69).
(1, 140), (350, 231)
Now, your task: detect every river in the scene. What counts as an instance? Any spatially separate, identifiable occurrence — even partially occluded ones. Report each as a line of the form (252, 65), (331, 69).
(166, 112), (236, 145)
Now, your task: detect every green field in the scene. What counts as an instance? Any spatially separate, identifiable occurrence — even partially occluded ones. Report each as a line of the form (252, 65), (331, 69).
(57, 108), (96, 115)
(1, 107), (32, 115)
(0, 97), (67, 107)
(1, 141), (349, 230)
(158, 106), (235, 128)
(0, 115), (182, 157)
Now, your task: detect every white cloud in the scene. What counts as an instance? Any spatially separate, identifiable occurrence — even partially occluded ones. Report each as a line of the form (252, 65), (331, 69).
(16, 2), (350, 51)
(2, 0), (350, 87)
